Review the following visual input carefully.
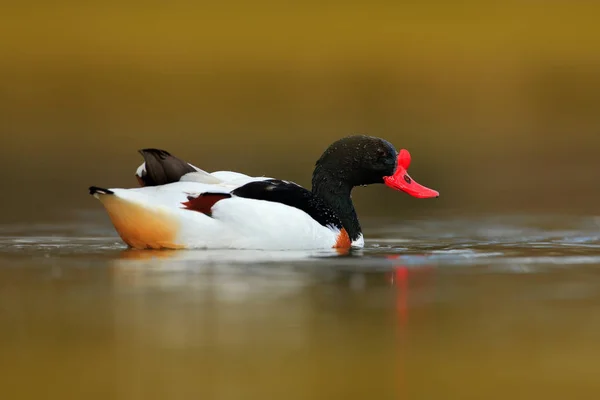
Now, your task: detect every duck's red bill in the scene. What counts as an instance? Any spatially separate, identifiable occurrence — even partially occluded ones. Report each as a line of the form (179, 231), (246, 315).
(383, 149), (439, 199)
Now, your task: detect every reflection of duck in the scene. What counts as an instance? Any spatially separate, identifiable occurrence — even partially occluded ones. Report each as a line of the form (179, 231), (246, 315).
(109, 249), (336, 302)
(387, 257), (437, 398)
(116, 247), (345, 264)
(387, 256), (437, 324)
(89, 135), (438, 250)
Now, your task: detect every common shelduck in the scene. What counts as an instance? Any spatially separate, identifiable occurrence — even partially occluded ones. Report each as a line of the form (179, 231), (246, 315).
(89, 135), (439, 250)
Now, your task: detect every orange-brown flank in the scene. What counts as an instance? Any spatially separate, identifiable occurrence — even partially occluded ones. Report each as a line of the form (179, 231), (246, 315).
(334, 228), (352, 249)
(99, 195), (183, 249)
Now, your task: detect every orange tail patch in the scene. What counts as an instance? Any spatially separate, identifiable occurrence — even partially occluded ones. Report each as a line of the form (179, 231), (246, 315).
(99, 196), (183, 250)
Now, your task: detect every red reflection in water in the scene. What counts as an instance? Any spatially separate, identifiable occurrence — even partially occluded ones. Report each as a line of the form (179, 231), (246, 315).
(387, 256), (436, 399)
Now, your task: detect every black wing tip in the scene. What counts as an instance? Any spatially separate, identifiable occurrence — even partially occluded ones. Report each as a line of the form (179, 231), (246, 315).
(138, 148), (171, 157)
(89, 186), (114, 195)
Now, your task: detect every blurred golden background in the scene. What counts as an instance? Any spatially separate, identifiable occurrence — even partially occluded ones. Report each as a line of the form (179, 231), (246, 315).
(2, 2), (599, 223)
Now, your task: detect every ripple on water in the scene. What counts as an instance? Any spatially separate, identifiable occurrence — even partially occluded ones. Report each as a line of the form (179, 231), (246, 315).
(0, 213), (598, 271)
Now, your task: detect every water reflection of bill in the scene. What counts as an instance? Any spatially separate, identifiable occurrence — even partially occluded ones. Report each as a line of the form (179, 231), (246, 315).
(387, 255), (436, 399)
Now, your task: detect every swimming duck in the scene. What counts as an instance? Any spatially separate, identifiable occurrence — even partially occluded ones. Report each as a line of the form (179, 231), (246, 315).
(89, 135), (438, 250)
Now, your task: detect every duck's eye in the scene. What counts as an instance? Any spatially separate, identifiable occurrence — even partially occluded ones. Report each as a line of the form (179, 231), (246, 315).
(376, 152), (390, 164)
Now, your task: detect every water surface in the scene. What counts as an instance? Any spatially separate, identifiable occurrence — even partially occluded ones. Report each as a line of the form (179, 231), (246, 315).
(1, 212), (600, 399)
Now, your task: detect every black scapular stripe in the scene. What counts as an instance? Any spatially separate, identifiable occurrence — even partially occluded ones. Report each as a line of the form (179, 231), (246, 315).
(231, 179), (343, 229)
